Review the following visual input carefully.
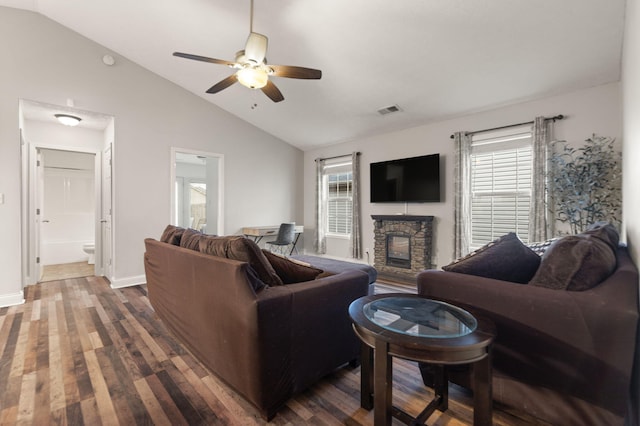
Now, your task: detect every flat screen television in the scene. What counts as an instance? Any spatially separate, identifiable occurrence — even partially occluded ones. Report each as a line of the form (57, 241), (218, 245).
(370, 154), (440, 202)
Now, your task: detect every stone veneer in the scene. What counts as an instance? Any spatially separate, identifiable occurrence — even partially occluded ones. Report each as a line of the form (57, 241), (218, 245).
(372, 215), (434, 284)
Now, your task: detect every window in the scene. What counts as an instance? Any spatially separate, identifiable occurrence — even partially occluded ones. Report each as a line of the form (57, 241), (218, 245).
(470, 126), (533, 249)
(326, 171), (353, 235)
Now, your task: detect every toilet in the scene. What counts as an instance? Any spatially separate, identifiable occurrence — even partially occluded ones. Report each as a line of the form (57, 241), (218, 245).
(82, 243), (95, 265)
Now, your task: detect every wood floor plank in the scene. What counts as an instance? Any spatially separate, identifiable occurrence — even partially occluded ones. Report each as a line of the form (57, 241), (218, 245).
(134, 377), (174, 426)
(118, 314), (164, 373)
(55, 298), (82, 406)
(170, 355), (236, 424)
(0, 274), (545, 426)
(102, 341), (154, 423)
(144, 373), (190, 426)
(94, 346), (138, 425)
(83, 349), (119, 425)
(16, 370), (36, 425)
(0, 406), (18, 425)
(9, 311), (30, 379)
(0, 314), (22, 409)
(47, 300), (66, 413)
(80, 396), (103, 426)
(32, 367), (52, 425)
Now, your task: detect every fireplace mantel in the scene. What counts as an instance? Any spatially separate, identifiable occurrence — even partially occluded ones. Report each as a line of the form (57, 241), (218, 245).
(371, 215), (434, 285)
(372, 215), (433, 222)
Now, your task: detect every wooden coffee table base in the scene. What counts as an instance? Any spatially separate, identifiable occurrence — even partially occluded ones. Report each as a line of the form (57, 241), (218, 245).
(358, 336), (492, 426)
(349, 294), (495, 426)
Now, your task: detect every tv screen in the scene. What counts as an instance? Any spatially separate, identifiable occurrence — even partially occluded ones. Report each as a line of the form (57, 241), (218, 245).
(370, 154), (440, 202)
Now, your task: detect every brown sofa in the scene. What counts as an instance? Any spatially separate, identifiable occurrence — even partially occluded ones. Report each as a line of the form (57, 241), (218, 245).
(143, 234), (370, 420)
(417, 241), (639, 425)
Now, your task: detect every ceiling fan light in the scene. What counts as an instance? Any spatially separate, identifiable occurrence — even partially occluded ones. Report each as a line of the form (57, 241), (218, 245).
(54, 114), (82, 126)
(237, 67), (268, 89)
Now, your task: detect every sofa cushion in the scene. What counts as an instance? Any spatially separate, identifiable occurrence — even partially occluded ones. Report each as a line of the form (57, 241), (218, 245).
(180, 228), (204, 251)
(262, 250), (324, 284)
(529, 223), (619, 291)
(199, 234), (230, 257)
(443, 232), (541, 283)
(160, 224), (185, 245)
(199, 234), (283, 287)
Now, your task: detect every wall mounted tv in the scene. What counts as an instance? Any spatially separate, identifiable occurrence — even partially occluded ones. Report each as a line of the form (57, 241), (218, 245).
(370, 153), (440, 203)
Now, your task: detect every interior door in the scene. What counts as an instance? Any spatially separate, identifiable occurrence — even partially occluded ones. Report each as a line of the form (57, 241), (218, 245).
(102, 144), (113, 279)
(35, 149), (44, 282)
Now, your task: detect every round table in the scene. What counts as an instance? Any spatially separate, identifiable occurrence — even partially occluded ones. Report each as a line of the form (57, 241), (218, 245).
(349, 293), (495, 426)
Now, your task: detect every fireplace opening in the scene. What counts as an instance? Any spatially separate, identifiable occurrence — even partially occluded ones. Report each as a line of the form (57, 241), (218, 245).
(386, 234), (411, 269)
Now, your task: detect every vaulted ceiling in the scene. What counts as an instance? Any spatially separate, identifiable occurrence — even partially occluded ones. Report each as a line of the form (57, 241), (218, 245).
(2, 0), (626, 150)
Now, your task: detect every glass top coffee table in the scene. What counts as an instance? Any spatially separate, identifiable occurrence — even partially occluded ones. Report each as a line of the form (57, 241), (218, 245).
(349, 294), (495, 426)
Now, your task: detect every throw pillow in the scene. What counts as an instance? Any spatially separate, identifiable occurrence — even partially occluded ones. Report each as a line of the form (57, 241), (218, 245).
(584, 221), (620, 250)
(180, 228), (203, 251)
(262, 250), (324, 284)
(443, 232), (541, 284)
(226, 237), (283, 287)
(529, 224), (618, 291)
(160, 224), (185, 245)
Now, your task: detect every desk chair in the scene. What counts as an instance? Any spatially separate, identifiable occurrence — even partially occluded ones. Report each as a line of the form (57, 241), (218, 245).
(266, 223), (296, 255)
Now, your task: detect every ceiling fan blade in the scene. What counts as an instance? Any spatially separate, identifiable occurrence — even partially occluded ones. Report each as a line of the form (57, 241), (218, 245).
(244, 32), (268, 64)
(206, 74), (238, 94)
(173, 52), (235, 66)
(261, 80), (284, 102)
(269, 64), (322, 79)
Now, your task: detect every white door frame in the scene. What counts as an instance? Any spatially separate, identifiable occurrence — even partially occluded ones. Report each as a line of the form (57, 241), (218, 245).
(23, 143), (103, 285)
(170, 147), (224, 235)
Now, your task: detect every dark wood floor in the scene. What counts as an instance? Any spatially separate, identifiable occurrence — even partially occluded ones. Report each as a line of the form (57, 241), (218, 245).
(0, 276), (543, 425)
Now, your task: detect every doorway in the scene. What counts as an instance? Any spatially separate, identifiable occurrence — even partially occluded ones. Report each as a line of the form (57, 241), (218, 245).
(20, 99), (114, 286)
(38, 148), (96, 282)
(171, 148), (224, 235)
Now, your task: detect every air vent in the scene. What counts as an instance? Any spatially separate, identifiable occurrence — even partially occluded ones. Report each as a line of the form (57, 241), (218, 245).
(377, 104), (402, 116)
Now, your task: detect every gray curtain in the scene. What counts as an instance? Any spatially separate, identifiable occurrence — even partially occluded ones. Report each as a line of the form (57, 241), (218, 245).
(530, 116), (553, 241)
(349, 152), (362, 259)
(314, 158), (327, 254)
(453, 132), (472, 259)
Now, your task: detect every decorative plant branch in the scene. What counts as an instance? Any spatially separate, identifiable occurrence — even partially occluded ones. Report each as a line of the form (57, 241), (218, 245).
(548, 134), (622, 235)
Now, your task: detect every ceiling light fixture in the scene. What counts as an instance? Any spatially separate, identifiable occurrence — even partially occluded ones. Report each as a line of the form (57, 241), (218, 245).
(54, 113), (82, 126)
(237, 67), (269, 89)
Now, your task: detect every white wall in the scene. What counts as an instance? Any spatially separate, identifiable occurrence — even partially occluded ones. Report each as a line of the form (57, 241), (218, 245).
(0, 6), (303, 302)
(304, 82), (622, 267)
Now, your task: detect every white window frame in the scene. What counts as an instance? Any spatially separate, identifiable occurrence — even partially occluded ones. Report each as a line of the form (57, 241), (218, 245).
(469, 125), (533, 250)
(323, 160), (353, 238)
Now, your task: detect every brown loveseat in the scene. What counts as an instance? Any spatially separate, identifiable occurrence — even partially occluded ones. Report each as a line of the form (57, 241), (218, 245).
(417, 225), (639, 425)
(143, 229), (370, 420)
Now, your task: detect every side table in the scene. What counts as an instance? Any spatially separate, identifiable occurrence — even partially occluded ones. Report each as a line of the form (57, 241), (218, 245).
(349, 294), (495, 426)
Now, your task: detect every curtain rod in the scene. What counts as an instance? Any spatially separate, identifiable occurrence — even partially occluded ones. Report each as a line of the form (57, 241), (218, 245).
(315, 152), (361, 162)
(449, 114), (564, 139)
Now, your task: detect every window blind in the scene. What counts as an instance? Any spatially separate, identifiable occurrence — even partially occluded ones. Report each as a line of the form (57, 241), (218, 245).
(470, 126), (533, 249)
(327, 172), (353, 235)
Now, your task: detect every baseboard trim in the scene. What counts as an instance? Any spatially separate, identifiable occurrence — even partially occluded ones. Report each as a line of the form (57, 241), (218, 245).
(0, 291), (26, 308)
(110, 274), (146, 289)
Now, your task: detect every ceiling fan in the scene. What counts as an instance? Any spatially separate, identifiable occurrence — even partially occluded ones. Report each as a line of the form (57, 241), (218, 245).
(173, 0), (322, 103)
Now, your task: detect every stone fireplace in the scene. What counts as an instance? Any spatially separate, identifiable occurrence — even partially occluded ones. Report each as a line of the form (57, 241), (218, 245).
(372, 215), (434, 284)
